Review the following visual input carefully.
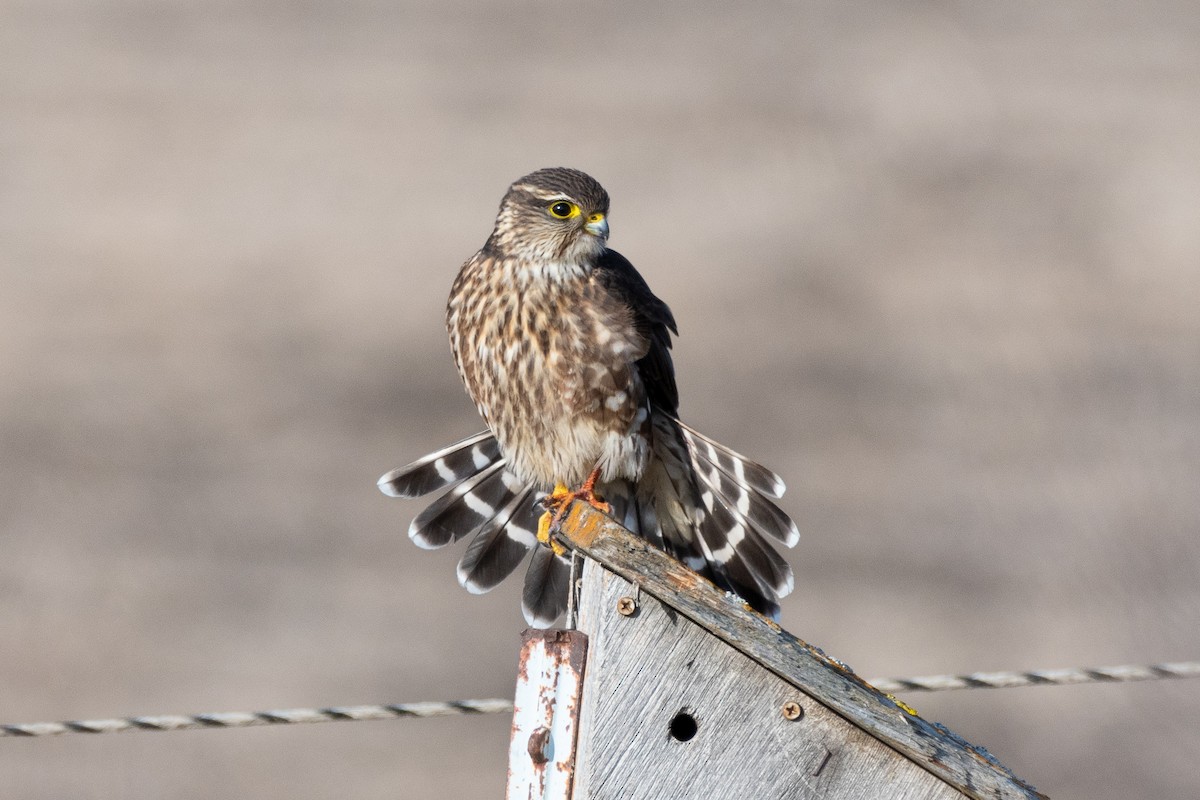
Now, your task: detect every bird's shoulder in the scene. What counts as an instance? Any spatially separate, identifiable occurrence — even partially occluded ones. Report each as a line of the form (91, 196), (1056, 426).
(591, 248), (678, 336)
(591, 248), (681, 413)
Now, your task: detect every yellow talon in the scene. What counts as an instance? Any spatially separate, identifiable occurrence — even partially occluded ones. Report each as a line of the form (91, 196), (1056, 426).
(536, 510), (568, 557)
(537, 474), (609, 559)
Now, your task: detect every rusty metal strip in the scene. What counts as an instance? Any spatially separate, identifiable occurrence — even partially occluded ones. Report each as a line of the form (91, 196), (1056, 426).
(506, 629), (589, 800)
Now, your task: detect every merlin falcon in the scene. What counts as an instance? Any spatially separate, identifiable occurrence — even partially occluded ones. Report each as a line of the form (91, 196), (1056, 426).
(379, 168), (799, 626)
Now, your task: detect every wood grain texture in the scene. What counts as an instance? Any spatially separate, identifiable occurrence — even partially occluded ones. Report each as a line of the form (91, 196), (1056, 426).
(573, 560), (967, 799)
(557, 504), (1046, 800)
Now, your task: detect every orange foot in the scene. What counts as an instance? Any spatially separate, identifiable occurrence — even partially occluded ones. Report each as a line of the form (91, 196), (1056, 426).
(536, 467), (611, 557)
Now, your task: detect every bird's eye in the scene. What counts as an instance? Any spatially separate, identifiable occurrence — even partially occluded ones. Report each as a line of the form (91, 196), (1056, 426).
(548, 201), (578, 219)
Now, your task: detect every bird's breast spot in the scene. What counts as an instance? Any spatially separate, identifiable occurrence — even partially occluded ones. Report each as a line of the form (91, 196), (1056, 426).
(605, 391), (628, 412)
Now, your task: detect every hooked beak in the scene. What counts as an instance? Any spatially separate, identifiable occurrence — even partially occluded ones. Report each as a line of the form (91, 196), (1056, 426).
(584, 213), (609, 240)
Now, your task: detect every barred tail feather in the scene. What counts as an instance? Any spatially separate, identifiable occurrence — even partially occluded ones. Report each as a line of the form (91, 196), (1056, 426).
(743, 526), (794, 598)
(522, 545), (572, 628)
(691, 450), (800, 547)
(381, 420), (799, 628)
(634, 498), (666, 551)
(688, 505), (779, 619)
(646, 415), (799, 620)
(408, 461), (506, 548)
(678, 421), (787, 499)
(377, 431), (500, 498)
(635, 420), (712, 575)
(457, 487), (540, 594)
(383, 434), (571, 628)
(408, 461), (521, 549)
(704, 503), (794, 600)
(695, 495), (789, 617)
(601, 483), (667, 551)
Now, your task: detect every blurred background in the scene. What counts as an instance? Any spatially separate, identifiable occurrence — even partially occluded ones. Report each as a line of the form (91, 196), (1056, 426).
(2, 1), (1198, 797)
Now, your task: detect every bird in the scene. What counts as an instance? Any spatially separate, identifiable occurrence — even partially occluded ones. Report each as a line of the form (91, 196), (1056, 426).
(378, 167), (799, 627)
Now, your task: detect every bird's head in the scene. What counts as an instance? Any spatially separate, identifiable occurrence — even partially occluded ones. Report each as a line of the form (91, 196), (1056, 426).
(487, 167), (611, 268)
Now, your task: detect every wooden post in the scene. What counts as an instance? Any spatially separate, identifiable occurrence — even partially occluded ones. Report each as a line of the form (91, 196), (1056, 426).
(540, 503), (1046, 800)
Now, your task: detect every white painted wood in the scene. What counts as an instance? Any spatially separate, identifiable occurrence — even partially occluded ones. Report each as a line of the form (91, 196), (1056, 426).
(507, 629), (589, 800)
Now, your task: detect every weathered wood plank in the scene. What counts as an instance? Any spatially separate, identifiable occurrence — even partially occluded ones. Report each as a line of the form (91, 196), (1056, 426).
(573, 559), (968, 799)
(556, 503), (1045, 800)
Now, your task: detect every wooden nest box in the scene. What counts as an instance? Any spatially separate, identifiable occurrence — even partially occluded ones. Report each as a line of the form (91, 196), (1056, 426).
(507, 504), (1045, 800)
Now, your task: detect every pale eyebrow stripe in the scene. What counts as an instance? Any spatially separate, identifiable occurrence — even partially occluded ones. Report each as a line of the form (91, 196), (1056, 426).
(512, 185), (574, 203)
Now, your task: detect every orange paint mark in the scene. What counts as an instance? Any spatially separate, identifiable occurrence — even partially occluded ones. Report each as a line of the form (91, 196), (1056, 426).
(561, 504), (604, 549)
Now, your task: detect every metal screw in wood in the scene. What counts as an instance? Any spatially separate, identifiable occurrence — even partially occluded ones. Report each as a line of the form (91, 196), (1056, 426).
(616, 596), (638, 616)
(781, 701), (804, 720)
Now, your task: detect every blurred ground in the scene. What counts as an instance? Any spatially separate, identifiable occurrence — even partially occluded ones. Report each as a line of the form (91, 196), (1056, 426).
(2, 1), (1199, 798)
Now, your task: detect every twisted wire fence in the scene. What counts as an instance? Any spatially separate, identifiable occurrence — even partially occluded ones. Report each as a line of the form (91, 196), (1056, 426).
(5, 661), (1196, 739)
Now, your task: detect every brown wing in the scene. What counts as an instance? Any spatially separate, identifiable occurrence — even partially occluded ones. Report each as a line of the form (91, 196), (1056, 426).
(592, 248), (680, 415)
